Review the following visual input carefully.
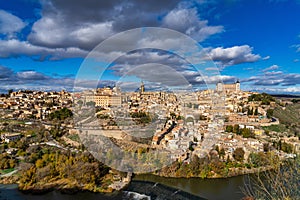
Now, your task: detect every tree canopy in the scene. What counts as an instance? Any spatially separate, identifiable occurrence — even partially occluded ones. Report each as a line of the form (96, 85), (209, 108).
(49, 108), (73, 121)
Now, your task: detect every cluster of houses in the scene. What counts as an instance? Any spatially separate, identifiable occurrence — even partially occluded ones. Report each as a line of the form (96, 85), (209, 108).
(0, 90), (72, 120)
(0, 83), (299, 165)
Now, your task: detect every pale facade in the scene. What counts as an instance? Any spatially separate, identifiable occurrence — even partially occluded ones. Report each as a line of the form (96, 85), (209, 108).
(85, 87), (122, 107)
(216, 81), (240, 93)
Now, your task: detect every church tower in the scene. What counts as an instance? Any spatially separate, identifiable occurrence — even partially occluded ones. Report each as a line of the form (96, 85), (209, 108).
(235, 80), (240, 92)
(140, 81), (145, 93)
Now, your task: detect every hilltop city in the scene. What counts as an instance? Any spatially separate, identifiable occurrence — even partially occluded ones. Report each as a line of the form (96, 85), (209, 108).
(0, 81), (299, 192)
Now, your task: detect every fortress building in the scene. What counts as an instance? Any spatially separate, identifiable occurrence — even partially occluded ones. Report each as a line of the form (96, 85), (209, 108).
(216, 80), (240, 93)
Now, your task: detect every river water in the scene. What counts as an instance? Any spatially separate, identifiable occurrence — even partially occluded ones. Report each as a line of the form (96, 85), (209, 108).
(0, 175), (248, 200)
(133, 174), (247, 200)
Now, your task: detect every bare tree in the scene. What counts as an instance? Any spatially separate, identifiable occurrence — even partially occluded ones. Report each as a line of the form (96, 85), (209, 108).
(242, 157), (300, 200)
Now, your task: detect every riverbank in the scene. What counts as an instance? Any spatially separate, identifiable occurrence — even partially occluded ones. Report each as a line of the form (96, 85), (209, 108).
(153, 165), (274, 179)
(0, 173), (115, 195)
(0, 170), (264, 200)
(0, 164), (272, 195)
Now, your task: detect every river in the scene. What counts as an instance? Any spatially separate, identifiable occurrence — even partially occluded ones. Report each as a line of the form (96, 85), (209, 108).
(0, 175), (248, 200)
(133, 174), (247, 200)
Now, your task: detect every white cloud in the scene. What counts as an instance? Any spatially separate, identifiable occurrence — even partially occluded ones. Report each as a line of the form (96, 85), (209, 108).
(262, 55), (270, 60)
(28, 15), (114, 50)
(195, 75), (236, 84)
(262, 64), (279, 72)
(0, 66), (78, 92)
(0, 1), (225, 60)
(264, 71), (283, 75)
(0, 39), (45, 57)
(243, 69), (300, 87)
(162, 8), (223, 41)
(254, 86), (300, 94)
(0, 10), (26, 37)
(27, 0), (180, 50)
(16, 71), (48, 80)
(205, 45), (261, 66)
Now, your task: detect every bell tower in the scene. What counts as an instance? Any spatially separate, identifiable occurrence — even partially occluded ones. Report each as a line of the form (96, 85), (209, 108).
(236, 80), (240, 92)
(140, 81), (145, 93)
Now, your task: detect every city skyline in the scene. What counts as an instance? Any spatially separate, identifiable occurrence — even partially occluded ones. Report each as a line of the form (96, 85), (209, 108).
(0, 0), (300, 94)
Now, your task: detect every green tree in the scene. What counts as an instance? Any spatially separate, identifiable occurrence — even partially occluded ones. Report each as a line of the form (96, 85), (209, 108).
(241, 128), (255, 138)
(266, 109), (273, 119)
(233, 124), (240, 134)
(86, 101), (95, 107)
(254, 108), (258, 115)
(247, 108), (253, 115)
(77, 100), (83, 106)
(281, 142), (293, 153)
(190, 155), (201, 175)
(219, 148), (225, 159)
(49, 108), (73, 121)
(226, 125), (233, 132)
(233, 147), (245, 162)
(248, 93), (275, 105)
(263, 143), (270, 152)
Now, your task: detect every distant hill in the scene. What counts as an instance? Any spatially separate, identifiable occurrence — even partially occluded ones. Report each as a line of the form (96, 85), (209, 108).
(271, 94), (300, 98)
(273, 103), (300, 125)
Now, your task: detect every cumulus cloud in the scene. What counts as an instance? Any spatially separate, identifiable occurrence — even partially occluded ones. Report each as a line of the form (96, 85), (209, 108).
(27, 0), (182, 50)
(27, 0), (223, 50)
(162, 8), (223, 41)
(104, 48), (225, 88)
(0, 39), (88, 60)
(16, 71), (49, 80)
(0, 66), (122, 92)
(280, 74), (300, 86)
(0, 10), (26, 38)
(243, 67), (300, 88)
(194, 75), (236, 84)
(205, 45), (261, 67)
(0, 0), (225, 60)
(0, 66), (74, 92)
(109, 50), (191, 75)
(253, 86), (300, 94)
(28, 17), (114, 50)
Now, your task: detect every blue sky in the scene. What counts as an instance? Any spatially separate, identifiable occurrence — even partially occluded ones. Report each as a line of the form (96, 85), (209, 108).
(0, 0), (300, 93)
